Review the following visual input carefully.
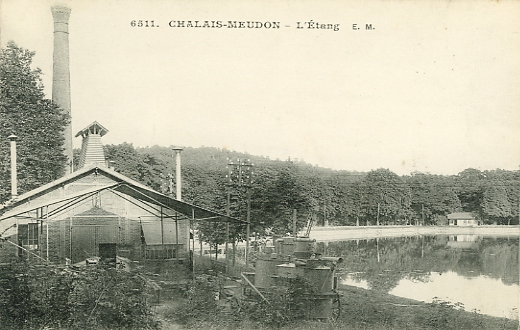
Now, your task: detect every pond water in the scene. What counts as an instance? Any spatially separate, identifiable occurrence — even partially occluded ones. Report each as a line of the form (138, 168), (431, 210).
(316, 235), (519, 319)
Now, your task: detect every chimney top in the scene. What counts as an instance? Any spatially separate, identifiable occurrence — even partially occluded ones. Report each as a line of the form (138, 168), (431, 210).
(75, 121), (109, 138)
(8, 134), (17, 141)
(51, 6), (71, 23)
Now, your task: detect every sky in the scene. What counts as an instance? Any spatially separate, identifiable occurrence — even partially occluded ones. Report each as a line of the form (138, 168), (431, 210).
(1, 0), (519, 175)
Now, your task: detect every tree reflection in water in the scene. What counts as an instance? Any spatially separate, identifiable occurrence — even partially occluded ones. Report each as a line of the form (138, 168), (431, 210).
(316, 235), (519, 292)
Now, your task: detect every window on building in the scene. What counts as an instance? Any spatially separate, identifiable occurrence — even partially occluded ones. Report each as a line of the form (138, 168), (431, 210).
(18, 223), (39, 250)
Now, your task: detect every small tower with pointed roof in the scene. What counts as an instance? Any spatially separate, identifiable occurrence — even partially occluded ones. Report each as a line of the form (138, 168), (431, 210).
(75, 121), (109, 169)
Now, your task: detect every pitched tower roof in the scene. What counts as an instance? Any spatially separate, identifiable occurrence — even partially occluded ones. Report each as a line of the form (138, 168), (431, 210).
(75, 121), (109, 169)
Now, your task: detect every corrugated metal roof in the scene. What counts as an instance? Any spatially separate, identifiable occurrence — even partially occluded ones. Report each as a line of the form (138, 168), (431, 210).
(0, 165), (244, 224)
(0, 183), (118, 221)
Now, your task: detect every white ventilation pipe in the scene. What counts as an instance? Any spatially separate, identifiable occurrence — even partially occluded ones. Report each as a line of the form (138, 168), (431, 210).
(173, 147), (183, 201)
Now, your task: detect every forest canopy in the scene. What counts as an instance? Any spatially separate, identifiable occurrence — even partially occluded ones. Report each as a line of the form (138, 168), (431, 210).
(99, 143), (520, 243)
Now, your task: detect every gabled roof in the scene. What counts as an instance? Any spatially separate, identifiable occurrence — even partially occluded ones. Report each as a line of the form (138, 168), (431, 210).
(0, 165), (244, 224)
(447, 212), (476, 220)
(0, 182), (118, 221)
(75, 206), (118, 217)
(75, 121), (109, 138)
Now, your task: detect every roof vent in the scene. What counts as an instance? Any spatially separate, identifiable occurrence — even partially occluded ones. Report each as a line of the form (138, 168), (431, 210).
(75, 121), (109, 169)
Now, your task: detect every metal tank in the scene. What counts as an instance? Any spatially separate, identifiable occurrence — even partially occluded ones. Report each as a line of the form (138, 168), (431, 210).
(304, 264), (334, 294)
(245, 236), (343, 321)
(253, 253), (286, 290)
(279, 236), (296, 256)
(294, 237), (316, 259)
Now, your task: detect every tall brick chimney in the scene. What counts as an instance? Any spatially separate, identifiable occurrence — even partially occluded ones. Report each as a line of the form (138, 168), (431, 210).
(51, 6), (73, 174)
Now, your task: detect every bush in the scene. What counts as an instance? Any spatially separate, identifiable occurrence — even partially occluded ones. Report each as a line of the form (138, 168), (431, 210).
(425, 297), (465, 329)
(69, 266), (159, 329)
(0, 261), (159, 330)
(166, 274), (220, 326)
(245, 276), (317, 328)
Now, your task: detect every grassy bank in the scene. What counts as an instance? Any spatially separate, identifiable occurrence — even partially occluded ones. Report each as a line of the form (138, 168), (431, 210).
(335, 285), (516, 330)
(155, 283), (517, 330)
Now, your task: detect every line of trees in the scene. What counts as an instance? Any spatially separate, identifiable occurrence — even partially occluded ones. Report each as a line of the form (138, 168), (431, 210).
(101, 144), (520, 237)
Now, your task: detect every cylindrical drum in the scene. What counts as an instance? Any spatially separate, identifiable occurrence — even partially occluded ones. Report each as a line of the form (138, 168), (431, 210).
(280, 237), (296, 256)
(275, 263), (304, 280)
(304, 266), (334, 294)
(294, 237), (315, 259)
(254, 255), (285, 290)
(274, 238), (284, 255)
(307, 295), (334, 320)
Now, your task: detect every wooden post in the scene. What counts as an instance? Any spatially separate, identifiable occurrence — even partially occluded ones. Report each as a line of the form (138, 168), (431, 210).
(292, 209), (297, 236)
(421, 204), (425, 226)
(191, 213), (195, 278)
(246, 190), (251, 268)
(197, 207), (202, 257)
(226, 191), (230, 270)
(175, 214), (179, 261)
(160, 207), (164, 246)
(376, 203), (380, 226)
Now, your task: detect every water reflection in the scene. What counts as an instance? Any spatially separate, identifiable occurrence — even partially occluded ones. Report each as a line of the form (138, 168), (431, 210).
(317, 235), (519, 319)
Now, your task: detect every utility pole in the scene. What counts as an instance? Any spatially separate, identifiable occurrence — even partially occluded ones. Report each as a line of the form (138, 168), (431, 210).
(226, 191), (230, 269)
(227, 158), (254, 268)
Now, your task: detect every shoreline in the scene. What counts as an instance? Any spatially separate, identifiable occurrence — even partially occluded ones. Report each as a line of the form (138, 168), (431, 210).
(302, 225), (519, 242)
(196, 225), (518, 250)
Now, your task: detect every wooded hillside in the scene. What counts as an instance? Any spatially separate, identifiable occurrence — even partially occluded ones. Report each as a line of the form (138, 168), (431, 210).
(100, 144), (519, 240)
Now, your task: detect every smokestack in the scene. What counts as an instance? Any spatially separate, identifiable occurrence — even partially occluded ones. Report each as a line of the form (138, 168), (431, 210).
(172, 147), (183, 201)
(51, 6), (73, 174)
(8, 134), (17, 199)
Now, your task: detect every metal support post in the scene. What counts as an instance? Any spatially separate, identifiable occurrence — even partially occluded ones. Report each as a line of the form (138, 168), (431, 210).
(191, 208), (195, 279)
(175, 214), (179, 260)
(45, 206), (49, 264)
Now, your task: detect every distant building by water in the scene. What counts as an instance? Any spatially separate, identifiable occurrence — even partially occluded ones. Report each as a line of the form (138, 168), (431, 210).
(447, 212), (479, 226)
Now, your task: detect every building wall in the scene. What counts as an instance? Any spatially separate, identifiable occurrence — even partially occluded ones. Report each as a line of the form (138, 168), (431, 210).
(456, 219), (479, 227)
(5, 171), (189, 264)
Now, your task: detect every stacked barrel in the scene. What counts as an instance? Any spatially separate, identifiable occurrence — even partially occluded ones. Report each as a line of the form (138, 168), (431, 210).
(247, 236), (342, 320)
